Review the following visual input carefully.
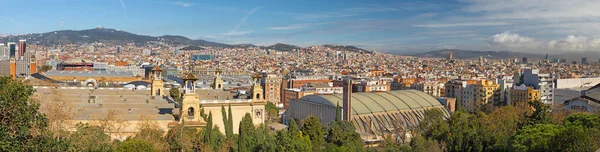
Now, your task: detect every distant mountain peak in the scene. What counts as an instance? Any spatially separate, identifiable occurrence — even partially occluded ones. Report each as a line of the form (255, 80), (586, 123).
(0, 27), (230, 47)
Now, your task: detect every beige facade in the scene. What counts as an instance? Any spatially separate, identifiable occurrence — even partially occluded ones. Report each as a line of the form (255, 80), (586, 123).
(189, 72), (267, 134)
(461, 80), (500, 112)
(413, 81), (442, 97)
(201, 102), (265, 134)
(261, 73), (282, 106)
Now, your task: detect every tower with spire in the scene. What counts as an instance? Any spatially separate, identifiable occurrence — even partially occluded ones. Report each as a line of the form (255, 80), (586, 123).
(250, 72), (264, 102)
(150, 66), (164, 96)
(213, 68), (224, 90)
(179, 72), (205, 127)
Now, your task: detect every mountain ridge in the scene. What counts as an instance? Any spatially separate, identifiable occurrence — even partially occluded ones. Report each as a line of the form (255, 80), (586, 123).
(0, 28), (373, 53)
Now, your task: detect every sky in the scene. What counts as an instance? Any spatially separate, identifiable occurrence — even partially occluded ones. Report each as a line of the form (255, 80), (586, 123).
(2, 0), (600, 54)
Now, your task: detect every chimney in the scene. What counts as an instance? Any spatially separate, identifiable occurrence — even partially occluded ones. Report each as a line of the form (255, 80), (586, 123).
(342, 78), (352, 121)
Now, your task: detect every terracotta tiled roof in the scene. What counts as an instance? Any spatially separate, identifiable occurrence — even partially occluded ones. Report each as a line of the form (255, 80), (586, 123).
(182, 72), (198, 80)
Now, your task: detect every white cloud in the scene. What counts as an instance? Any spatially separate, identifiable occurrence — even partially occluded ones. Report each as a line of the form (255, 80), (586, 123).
(488, 31), (536, 47)
(119, 0), (126, 9)
(221, 31), (251, 36)
(118, 0), (127, 19)
(293, 5), (400, 20)
(268, 22), (327, 30)
(485, 31), (600, 52)
(462, 0), (600, 20)
(224, 6), (263, 36)
(414, 21), (512, 28)
(269, 24), (312, 30)
(172, 2), (192, 7)
(548, 35), (600, 51)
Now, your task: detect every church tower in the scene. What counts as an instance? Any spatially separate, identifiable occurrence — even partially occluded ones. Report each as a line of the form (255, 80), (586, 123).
(150, 66), (164, 96)
(250, 72), (264, 102)
(213, 69), (224, 90)
(179, 72), (205, 126)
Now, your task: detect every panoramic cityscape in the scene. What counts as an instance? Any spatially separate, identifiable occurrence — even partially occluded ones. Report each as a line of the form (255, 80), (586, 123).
(2, 0), (600, 151)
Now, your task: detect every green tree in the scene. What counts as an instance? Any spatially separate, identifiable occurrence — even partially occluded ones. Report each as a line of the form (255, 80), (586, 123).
(524, 100), (552, 126)
(335, 102), (341, 121)
(551, 113), (600, 152)
(445, 111), (490, 152)
(165, 124), (198, 152)
(276, 119), (313, 152)
(410, 135), (442, 152)
(0, 76), (58, 151)
(200, 112), (225, 151)
(132, 127), (168, 152)
(116, 139), (157, 152)
(238, 113), (256, 152)
(265, 101), (279, 122)
(302, 116), (325, 152)
(39, 65), (53, 73)
(511, 124), (564, 152)
(563, 113), (600, 128)
(479, 105), (526, 151)
(379, 135), (404, 152)
(325, 120), (363, 151)
(68, 123), (115, 151)
(222, 105), (234, 138)
(169, 87), (180, 101)
(418, 108), (449, 141)
(228, 104), (234, 138)
(254, 124), (277, 151)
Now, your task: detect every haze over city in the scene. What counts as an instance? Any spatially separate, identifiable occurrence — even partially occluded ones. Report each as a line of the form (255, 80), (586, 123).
(3, 0), (600, 53)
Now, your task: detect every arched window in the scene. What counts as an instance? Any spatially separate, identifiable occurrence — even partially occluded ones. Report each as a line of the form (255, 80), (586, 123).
(256, 93), (261, 100)
(187, 107), (195, 120)
(218, 84), (222, 89)
(157, 89), (161, 95)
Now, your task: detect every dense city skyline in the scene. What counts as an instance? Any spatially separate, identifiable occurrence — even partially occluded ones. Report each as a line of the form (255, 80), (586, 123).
(3, 0), (600, 53)
(3, 1), (600, 151)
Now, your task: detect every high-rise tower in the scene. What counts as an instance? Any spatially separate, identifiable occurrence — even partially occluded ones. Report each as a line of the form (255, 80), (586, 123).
(7, 42), (16, 57)
(18, 40), (26, 60)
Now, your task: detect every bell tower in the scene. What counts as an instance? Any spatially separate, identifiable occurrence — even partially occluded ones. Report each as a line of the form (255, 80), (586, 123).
(250, 72), (264, 102)
(213, 69), (224, 90)
(150, 66), (164, 96)
(180, 72), (204, 124)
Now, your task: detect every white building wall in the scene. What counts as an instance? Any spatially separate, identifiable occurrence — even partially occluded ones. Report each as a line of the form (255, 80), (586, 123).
(523, 69), (554, 104)
(555, 78), (600, 89)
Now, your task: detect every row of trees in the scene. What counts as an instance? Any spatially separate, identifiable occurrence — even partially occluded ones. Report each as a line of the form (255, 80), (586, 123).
(389, 101), (600, 152)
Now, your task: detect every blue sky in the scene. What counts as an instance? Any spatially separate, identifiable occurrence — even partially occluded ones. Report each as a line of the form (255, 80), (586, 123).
(2, 0), (600, 54)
